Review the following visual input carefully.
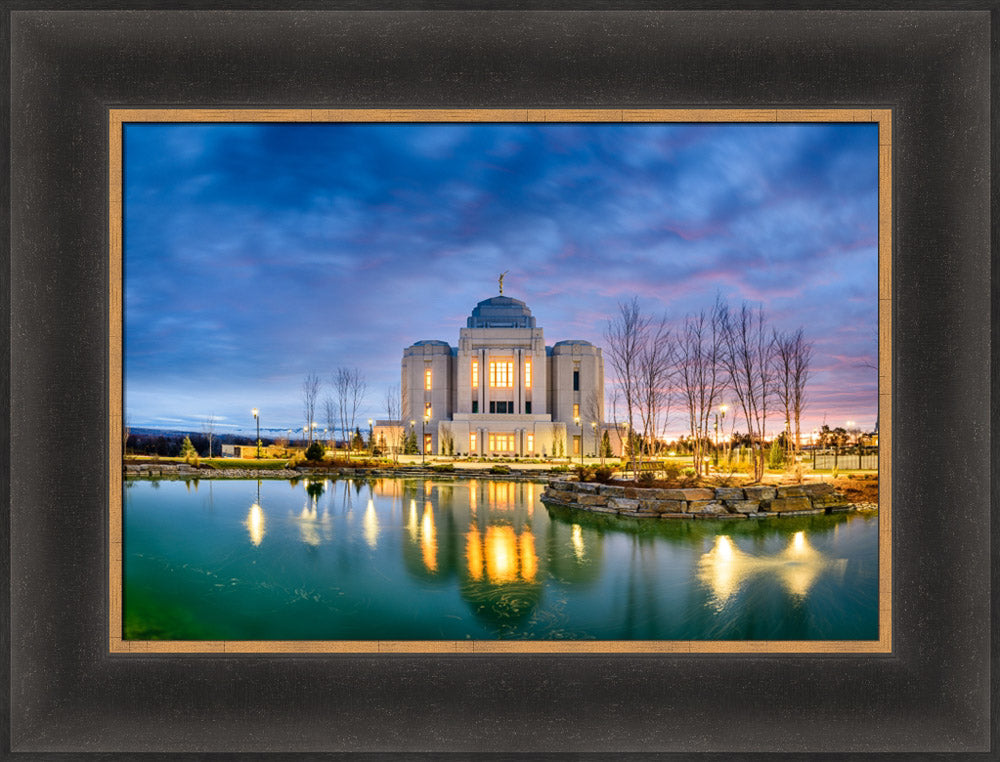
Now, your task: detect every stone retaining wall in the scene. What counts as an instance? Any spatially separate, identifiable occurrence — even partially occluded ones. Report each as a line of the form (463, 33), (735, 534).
(540, 480), (858, 519)
(125, 464), (301, 479)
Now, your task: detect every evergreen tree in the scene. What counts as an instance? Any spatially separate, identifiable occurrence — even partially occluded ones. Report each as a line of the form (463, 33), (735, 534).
(180, 436), (197, 463)
(404, 429), (418, 455)
(601, 431), (613, 458)
(767, 438), (785, 469)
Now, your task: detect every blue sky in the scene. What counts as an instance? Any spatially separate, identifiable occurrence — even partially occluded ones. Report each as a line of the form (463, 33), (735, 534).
(124, 121), (878, 438)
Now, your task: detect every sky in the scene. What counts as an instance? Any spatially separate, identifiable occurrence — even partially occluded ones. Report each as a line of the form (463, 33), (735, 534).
(124, 121), (878, 440)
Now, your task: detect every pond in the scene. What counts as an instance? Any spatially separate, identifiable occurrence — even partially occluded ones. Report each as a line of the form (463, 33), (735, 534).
(123, 476), (879, 641)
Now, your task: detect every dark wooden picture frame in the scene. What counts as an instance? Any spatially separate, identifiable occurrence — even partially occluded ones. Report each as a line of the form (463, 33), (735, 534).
(5, 5), (994, 756)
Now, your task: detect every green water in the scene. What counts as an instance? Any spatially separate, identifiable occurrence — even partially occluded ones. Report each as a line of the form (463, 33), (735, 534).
(123, 477), (879, 640)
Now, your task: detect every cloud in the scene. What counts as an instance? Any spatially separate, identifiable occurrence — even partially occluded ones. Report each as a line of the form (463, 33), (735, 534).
(125, 122), (879, 435)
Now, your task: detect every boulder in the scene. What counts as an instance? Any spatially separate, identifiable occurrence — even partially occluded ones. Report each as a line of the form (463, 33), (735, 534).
(743, 486), (777, 501)
(598, 484), (627, 497)
(609, 497), (641, 514)
(810, 494), (850, 509)
(800, 482), (835, 497)
(656, 489), (695, 500)
(688, 500), (727, 515)
(544, 489), (576, 503)
(577, 494), (609, 507)
(770, 496), (812, 512)
(661, 512), (692, 519)
(637, 501), (661, 514)
(775, 485), (807, 498)
(679, 488), (716, 501)
(575, 483), (600, 494)
(714, 487), (745, 501)
(727, 500), (762, 514)
(657, 500), (686, 514)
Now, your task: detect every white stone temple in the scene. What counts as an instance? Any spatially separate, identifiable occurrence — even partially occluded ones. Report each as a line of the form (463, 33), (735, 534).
(377, 292), (617, 458)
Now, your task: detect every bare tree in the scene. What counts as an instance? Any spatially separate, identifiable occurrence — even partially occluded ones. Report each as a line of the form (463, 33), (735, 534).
(302, 372), (321, 443)
(678, 296), (727, 477)
(334, 367), (367, 461)
(123, 414), (131, 457)
(323, 395), (338, 452)
(583, 390), (603, 463)
(773, 327), (813, 459)
(605, 298), (650, 479)
(790, 329), (812, 454)
(201, 413), (217, 458)
(720, 302), (774, 482)
(636, 315), (675, 463)
(384, 383), (402, 463)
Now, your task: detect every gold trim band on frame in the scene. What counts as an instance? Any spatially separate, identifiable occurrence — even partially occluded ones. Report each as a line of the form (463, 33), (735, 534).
(109, 108), (891, 655)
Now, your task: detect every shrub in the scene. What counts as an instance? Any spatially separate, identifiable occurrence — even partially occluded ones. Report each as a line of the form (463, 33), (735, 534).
(550, 465), (570, 473)
(489, 465), (511, 474)
(593, 466), (615, 483)
(431, 463), (455, 473)
(661, 462), (682, 483)
(304, 441), (325, 461)
(637, 471), (655, 485)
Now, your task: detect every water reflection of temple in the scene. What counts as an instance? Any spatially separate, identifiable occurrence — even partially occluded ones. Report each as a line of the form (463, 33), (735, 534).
(399, 479), (549, 627)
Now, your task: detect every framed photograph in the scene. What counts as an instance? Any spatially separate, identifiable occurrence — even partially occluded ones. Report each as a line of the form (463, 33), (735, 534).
(6, 5), (993, 757)
(112, 108), (890, 656)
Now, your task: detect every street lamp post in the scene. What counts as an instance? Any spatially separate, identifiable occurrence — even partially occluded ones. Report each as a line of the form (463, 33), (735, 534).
(252, 408), (260, 459)
(422, 413), (429, 465)
(574, 416), (583, 466)
(719, 404), (728, 466)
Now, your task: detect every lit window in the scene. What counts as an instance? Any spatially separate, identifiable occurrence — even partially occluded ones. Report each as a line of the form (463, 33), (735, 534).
(525, 359), (532, 388)
(425, 368), (432, 390)
(425, 402), (432, 418)
(488, 433), (515, 452)
(424, 434), (432, 453)
(573, 403), (579, 419)
(470, 432), (477, 452)
(471, 360), (478, 388)
(526, 434), (534, 452)
(489, 360), (514, 388)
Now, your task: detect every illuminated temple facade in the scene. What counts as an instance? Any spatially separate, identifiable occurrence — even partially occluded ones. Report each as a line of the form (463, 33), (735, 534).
(383, 294), (613, 457)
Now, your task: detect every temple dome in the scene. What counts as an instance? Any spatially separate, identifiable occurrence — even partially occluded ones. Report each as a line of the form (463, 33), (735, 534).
(467, 296), (536, 329)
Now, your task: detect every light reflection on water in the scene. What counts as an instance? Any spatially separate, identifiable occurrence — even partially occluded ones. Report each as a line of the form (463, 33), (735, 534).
(124, 477), (878, 641)
(697, 531), (849, 611)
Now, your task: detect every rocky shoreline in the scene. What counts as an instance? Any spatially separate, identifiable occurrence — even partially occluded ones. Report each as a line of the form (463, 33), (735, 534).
(540, 479), (874, 519)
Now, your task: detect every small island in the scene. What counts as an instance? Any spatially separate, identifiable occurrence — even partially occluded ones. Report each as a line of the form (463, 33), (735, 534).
(541, 477), (875, 520)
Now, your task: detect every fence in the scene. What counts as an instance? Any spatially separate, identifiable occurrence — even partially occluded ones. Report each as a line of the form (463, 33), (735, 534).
(811, 451), (878, 470)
